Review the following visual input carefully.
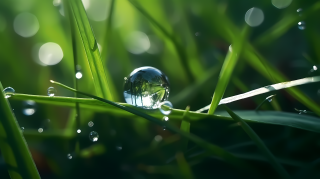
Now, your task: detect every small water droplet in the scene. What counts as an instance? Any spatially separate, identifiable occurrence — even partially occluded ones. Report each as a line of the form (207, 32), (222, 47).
(88, 121), (94, 127)
(67, 153), (72, 159)
(268, 98), (272, 102)
(163, 126), (166, 130)
(163, 116), (169, 121)
(38, 128), (43, 133)
(313, 65), (318, 71)
(297, 8), (303, 16)
(21, 127), (24, 132)
(75, 72), (83, 79)
(22, 100), (36, 116)
(298, 21), (305, 30)
(47, 87), (56, 97)
(159, 101), (173, 115)
(3, 87), (15, 98)
(116, 145), (122, 151)
(77, 129), (81, 133)
(89, 131), (99, 142)
(154, 135), (162, 142)
(124, 77), (127, 81)
(123, 66), (170, 109)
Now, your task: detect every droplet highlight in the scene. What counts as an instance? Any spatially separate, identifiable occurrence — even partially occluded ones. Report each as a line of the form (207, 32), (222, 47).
(159, 101), (173, 115)
(298, 21), (305, 30)
(89, 131), (99, 142)
(47, 87), (56, 97)
(77, 129), (81, 133)
(3, 87), (15, 98)
(22, 100), (36, 116)
(67, 153), (72, 159)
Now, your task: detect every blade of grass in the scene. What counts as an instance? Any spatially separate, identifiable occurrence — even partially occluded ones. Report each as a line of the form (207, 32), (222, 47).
(208, 26), (248, 114)
(180, 106), (190, 152)
(49, 80), (250, 169)
(0, 82), (40, 179)
(224, 105), (290, 179)
(176, 152), (194, 179)
(65, 0), (115, 100)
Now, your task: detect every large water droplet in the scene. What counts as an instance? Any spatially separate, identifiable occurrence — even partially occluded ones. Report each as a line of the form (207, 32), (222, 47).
(298, 21), (305, 30)
(89, 131), (99, 142)
(22, 100), (36, 116)
(3, 87), (15, 98)
(123, 66), (170, 109)
(159, 101), (173, 115)
(88, 121), (94, 127)
(47, 87), (56, 97)
(67, 153), (72, 159)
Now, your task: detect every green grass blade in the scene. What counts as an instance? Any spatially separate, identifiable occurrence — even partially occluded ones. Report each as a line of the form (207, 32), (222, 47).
(224, 106), (290, 179)
(0, 82), (40, 179)
(180, 106), (190, 152)
(49, 80), (250, 168)
(176, 152), (194, 179)
(65, 0), (115, 100)
(208, 27), (248, 114)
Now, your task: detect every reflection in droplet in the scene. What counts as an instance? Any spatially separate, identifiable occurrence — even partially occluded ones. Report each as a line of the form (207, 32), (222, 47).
(125, 31), (150, 54)
(39, 42), (64, 66)
(271, 0), (292, 9)
(298, 21), (305, 30)
(13, 12), (39, 38)
(75, 72), (83, 79)
(88, 121), (94, 127)
(22, 100), (36, 116)
(38, 128), (43, 133)
(47, 87), (57, 97)
(89, 131), (99, 142)
(123, 67), (170, 109)
(86, 0), (109, 21)
(0, 15), (7, 32)
(159, 101), (173, 115)
(244, 7), (264, 27)
(3, 87), (15, 98)
(154, 135), (162, 142)
(67, 153), (72, 159)
(77, 129), (81, 133)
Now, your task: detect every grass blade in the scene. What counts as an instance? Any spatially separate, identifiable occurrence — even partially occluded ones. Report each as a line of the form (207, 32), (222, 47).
(180, 106), (190, 152)
(65, 0), (115, 100)
(224, 106), (290, 179)
(0, 82), (40, 179)
(176, 152), (194, 179)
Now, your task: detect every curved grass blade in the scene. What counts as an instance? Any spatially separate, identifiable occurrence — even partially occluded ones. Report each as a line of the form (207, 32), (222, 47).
(49, 80), (250, 169)
(198, 76), (320, 112)
(65, 0), (115, 100)
(0, 82), (40, 179)
(224, 106), (290, 179)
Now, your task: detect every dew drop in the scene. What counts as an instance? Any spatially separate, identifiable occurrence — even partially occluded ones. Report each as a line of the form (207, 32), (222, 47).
(89, 131), (99, 142)
(38, 128), (43, 133)
(88, 121), (94, 127)
(75, 71), (83, 79)
(77, 129), (81, 133)
(298, 21), (305, 30)
(123, 66), (170, 109)
(268, 99), (272, 102)
(21, 127), (24, 132)
(3, 87), (15, 98)
(67, 153), (72, 159)
(47, 87), (56, 97)
(159, 101), (173, 115)
(116, 145), (122, 151)
(297, 8), (303, 16)
(22, 100), (36, 116)
(162, 116), (169, 130)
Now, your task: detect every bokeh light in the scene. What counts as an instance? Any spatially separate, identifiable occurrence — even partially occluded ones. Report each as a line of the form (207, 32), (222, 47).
(13, 12), (39, 37)
(124, 31), (150, 54)
(38, 42), (63, 66)
(244, 7), (264, 27)
(271, 0), (292, 9)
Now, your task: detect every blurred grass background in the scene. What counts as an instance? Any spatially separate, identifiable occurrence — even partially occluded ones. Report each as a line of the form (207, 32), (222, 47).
(1, 0), (320, 178)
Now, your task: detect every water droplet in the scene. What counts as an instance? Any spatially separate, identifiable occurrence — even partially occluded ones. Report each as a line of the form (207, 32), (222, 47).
(21, 127), (24, 132)
(3, 87), (15, 98)
(244, 7), (264, 27)
(67, 153), (72, 159)
(298, 21), (305, 30)
(77, 129), (81, 133)
(116, 145), (122, 151)
(159, 101), (173, 115)
(313, 66), (318, 71)
(88, 121), (94, 127)
(47, 87), (56, 97)
(154, 135), (162, 142)
(268, 98), (272, 102)
(124, 77), (127, 81)
(123, 66), (170, 109)
(89, 131), (99, 142)
(75, 72), (82, 79)
(297, 8), (303, 16)
(38, 128), (43, 133)
(163, 116), (169, 121)
(22, 100), (36, 116)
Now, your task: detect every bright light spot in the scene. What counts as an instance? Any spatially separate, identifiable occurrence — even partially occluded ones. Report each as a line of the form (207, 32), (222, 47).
(313, 66), (318, 71)
(13, 12), (39, 37)
(86, 0), (109, 21)
(38, 128), (43, 133)
(53, 0), (61, 6)
(77, 129), (81, 133)
(154, 135), (163, 142)
(271, 0), (292, 9)
(92, 137), (98, 142)
(0, 15), (7, 32)
(245, 7), (264, 27)
(229, 45), (232, 52)
(125, 31), (150, 54)
(76, 72), (83, 79)
(163, 116), (169, 121)
(23, 109), (35, 116)
(39, 42), (63, 66)
(82, 0), (90, 10)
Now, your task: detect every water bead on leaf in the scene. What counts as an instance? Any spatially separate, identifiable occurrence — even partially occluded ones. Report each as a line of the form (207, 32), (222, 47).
(22, 100), (36, 116)
(123, 66), (170, 109)
(47, 87), (56, 97)
(3, 87), (15, 98)
(89, 131), (99, 142)
(159, 101), (173, 115)
(298, 21), (305, 30)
